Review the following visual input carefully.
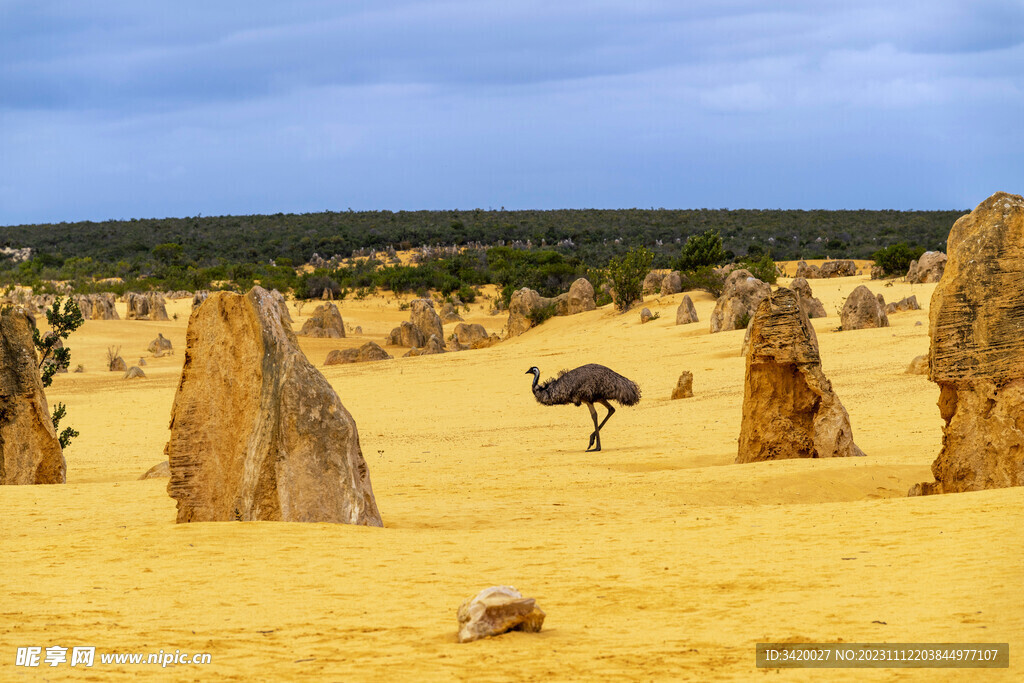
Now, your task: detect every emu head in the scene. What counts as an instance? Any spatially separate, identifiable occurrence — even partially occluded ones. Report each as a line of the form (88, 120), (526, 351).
(525, 366), (540, 378)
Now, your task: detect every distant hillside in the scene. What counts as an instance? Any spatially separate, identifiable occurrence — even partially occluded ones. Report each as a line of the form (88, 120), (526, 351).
(0, 208), (964, 267)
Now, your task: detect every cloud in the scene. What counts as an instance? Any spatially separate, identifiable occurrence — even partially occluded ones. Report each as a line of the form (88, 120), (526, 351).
(0, 1), (1022, 222)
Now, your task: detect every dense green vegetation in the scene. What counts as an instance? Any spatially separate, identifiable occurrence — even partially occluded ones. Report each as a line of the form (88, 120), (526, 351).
(608, 247), (655, 312)
(872, 242), (927, 277)
(1, 207), (961, 267)
(0, 207), (963, 299)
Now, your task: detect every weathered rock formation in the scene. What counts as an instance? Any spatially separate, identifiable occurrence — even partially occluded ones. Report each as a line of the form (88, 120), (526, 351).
(790, 277), (827, 318)
(661, 271), (682, 295)
(192, 291), (209, 309)
(126, 292), (170, 321)
(124, 366), (146, 379)
(675, 295), (698, 325)
(108, 354), (127, 372)
(906, 251), (947, 284)
(449, 323), (489, 348)
(147, 333), (173, 354)
(640, 307), (654, 324)
(671, 371), (694, 399)
(403, 334), (446, 357)
(818, 259), (858, 278)
(503, 288), (545, 338)
(794, 261), (820, 279)
(737, 288), (865, 462)
(910, 192), (1024, 496)
(906, 355), (929, 375)
(642, 270), (665, 294)
(269, 289), (292, 323)
(300, 302), (345, 338)
(410, 299), (444, 341)
(387, 321), (425, 348)
(840, 285), (889, 330)
(885, 295), (921, 315)
(457, 586), (545, 643)
(0, 307), (65, 484)
(324, 342), (392, 365)
(709, 269), (771, 333)
(75, 293), (119, 320)
(566, 278), (596, 314)
(439, 302), (464, 323)
(503, 280), (598, 338)
(139, 461), (171, 479)
(165, 286), (382, 525)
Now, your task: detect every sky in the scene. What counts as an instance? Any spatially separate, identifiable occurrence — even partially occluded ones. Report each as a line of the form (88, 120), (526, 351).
(1, 0), (1023, 225)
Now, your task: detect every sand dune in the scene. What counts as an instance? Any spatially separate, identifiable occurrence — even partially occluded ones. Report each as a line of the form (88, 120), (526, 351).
(1, 277), (1021, 681)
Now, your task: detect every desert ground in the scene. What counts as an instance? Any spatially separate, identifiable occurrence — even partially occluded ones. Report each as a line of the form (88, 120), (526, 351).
(1, 272), (1021, 681)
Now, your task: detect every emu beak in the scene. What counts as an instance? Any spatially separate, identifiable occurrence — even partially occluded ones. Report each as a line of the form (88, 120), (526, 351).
(524, 369), (531, 374)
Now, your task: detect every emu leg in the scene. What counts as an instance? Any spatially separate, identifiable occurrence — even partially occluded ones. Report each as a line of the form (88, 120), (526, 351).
(585, 402), (601, 452)
(596, 400), (616, 432)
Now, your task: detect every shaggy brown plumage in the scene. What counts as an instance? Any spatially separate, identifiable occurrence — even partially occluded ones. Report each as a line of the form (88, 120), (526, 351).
(526, 364), (641, 452)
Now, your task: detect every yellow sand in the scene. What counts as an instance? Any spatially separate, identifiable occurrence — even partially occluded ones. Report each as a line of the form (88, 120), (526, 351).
(1, 279), (1021, 681)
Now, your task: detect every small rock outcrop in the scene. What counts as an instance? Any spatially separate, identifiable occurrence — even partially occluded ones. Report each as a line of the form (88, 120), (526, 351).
(885, 295), (921, 314)
(671, 371), (694, 399)
(386, 321), (425, 348)
(457, 586), (545, 643)
(906, 355), (929, 375)
(661, 271), (682, 295)
(139, 461), (171, 479)
(503, 288), (545, 338)
(639, 308), (654, 324)
(840, 285), (889, 330)
(642, 271), (664, 294)
(566, 278), (596, 314)
(790, 277), (827, 318)
(737, 288), (865, 462)
(709, 269), (771, 333)
(109, 355), (127, 372)
(906, 251), (947, 284)
(675, 295), (699, 325)
(403, 334), (446, 357)
(910, 192), (1024, 496)
(75, 293), (119, 320)
(147, 333), (173, 354)
(324, 342), (392, 365)
(817, 260), (858, 278)
(410, 299), (444, 341)
(448, 323), (490, 349)
(124, 366), (146, 379)
(192, 291), (209, 309)
(0, 307), (65, 484)
(126, 292), (170, 321)
(300, 302), (346, 338)
(795, 261), (820, 279)
(166, 287), (382, 525)
(439, 302), (464, 323)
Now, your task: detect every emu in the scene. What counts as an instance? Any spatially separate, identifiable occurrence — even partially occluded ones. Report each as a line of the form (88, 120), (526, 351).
(525, 364), (641, 452)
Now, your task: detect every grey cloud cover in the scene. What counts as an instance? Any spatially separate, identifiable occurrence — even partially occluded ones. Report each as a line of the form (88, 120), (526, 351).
(1, 0), (1022, 223)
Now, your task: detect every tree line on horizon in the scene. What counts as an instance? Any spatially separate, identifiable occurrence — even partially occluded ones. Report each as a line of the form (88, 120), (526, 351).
(0, 207), (961, 300)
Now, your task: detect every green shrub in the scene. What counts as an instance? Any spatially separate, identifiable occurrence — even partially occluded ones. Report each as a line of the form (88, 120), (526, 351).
(526, 302), (557, 326)
(872, 243), (925, 276)
(608, 247), (654, 312)
(457, 284), (477, 303)
(738, 253), (778, 284)
(678, 230), (727, 271)
(678, 266), (726, 297)
(32, 296), (83, 449)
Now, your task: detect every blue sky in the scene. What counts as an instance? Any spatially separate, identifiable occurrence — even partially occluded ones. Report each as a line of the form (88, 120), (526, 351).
(1, 1), (1022, 225)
